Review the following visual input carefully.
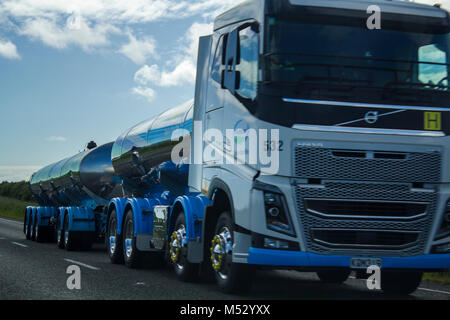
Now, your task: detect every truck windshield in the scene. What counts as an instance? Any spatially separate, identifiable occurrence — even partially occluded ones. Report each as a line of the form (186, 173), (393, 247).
(264, 19), (450, 92)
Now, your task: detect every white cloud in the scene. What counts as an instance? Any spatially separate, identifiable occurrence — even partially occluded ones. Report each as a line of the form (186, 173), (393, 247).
(0, 166), (41, 182)
(133, 22), (212, 89)
(45, 136), (67, 142)
(19, 17), (118, 51)
(132, 86), (156, 102)
(134, 64), (161, 85)
(0, 39), (20, 59)
(119, 32), (157, 64)
(0, 0), (241, 53)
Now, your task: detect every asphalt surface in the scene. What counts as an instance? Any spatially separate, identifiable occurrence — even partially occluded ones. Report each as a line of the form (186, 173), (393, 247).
(0, 217), (449, 300)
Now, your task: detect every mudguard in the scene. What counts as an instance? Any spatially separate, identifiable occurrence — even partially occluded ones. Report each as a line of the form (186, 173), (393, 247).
(36, 207), (57, 227)
(107, 198), (128, 235)
(169, 194), (211, 241)
(65, 207), (95, 232)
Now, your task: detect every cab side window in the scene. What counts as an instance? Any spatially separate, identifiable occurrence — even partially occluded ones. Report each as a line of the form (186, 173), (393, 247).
(211, 36), (224, 84)
(236, 26), (259, 100)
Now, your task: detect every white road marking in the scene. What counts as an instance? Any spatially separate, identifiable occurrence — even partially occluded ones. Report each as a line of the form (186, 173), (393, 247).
(418, 287), (450, 295)
(0, 237), (6, 240)
(64, 258), (100, 271)
(11, 242), (28, 248)
(0, 217), (23, 225)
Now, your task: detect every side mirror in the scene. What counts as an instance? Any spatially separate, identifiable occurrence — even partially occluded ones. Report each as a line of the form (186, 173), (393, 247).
(223, 29), (240, 93)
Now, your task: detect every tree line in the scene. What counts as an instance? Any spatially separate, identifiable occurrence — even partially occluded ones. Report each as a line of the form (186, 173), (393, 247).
(0, 181), (34, 202)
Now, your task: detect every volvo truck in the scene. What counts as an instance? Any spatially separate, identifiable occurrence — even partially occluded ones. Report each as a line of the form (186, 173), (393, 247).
(25, 0), (450, 295)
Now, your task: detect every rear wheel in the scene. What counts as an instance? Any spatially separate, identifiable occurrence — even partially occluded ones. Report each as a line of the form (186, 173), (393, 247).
(210, 212), (253, 293)
(64, 215), (76, 251)
(381, 270), (422, 295)
(23, 209), (28, 236)
(106, 210), (123, 264)
(56, 214), (65, 249)
(25, 211), (32, 240)
(123, 210), (145, 268)
(170, 213), (199, 281)
(317, 269), (351, 284)
(31, 214), (37, 241)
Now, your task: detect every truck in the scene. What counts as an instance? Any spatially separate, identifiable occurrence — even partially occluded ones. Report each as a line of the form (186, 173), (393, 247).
(24, 0), (450, 295)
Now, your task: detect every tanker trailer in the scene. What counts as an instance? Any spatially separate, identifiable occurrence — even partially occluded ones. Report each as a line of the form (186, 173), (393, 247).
(25, 142), (122, 249)
(104, 99), (212, 270)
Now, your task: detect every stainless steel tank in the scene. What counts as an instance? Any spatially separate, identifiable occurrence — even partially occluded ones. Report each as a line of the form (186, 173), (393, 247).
(111, 100), (194, 196)
(30, 142), (121, 207)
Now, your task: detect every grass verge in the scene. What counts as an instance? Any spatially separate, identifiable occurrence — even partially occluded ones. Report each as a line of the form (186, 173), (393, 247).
(423, 271), (450, 285)
(0, 195), (36, 221)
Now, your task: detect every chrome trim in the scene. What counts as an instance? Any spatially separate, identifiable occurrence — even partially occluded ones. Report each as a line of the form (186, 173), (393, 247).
(304, 198), (428, 221)
(292, 124), (445, 137)
(311, 228), (421, 250)
(283, 98), (450, 112)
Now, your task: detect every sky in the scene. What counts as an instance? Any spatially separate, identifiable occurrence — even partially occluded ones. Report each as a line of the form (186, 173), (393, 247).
(0, 0), (449, 182)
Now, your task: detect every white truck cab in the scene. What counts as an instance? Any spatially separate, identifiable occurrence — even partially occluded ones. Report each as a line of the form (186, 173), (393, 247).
(190, 0), (450, 293)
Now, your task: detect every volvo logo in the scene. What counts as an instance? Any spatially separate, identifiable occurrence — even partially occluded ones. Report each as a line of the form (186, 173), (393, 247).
(365, 111), (379, 124)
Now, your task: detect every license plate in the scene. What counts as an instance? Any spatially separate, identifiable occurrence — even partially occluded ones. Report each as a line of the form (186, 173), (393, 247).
(350, 257), (382, 269)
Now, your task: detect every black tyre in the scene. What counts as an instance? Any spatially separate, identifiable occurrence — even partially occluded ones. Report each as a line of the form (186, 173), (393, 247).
(123, 210), (145, 268)
(381, 270), (423, 295)
(211, 212), (253, 293)
(56, 213), (65, 249)
(106, 210), (123, 264)
(317, 269), (351, 284)
(34, 223), (46, 243)
(169, 213), (199, 281)
(64, 214), (77, 251)
(23, 209), (28, 235)
(31, 214), (37, 241)
(25, 211), (32, 240)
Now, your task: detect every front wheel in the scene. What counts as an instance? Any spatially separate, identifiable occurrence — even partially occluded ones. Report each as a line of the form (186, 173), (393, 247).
(210, 212), (253, 293)
(381, 270), (422, 295)
(170, 213), (199, 282)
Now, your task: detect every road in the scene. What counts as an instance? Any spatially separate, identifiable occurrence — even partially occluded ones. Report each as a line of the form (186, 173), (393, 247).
(0, 217), (449, 300)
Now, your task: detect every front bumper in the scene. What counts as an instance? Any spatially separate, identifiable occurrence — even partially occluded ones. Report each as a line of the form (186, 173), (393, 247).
(247, 248), (450, 270)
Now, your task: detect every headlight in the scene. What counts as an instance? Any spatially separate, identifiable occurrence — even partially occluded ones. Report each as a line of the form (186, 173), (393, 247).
(254, 180), (296, 237)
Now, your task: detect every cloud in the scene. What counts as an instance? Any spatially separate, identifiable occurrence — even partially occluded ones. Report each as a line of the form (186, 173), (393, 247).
(19, 17), (118, 51)
(45, 136), (67, 142)
(0, 0), (241, 53)
(0, 166), (42, 182)
(119, 32), (157, 64)
(132, 86), (156, 102)
(0, 39), (20, 59)
(133, 22), (212, 90)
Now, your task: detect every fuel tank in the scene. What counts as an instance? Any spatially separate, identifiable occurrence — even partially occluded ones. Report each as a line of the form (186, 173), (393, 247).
(111, 100), (194, 196)
(30, 142), (122, 207)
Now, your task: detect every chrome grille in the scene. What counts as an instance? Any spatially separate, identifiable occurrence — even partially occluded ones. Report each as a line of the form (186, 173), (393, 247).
(294, 182), (437, 257)
(294, 147), (441, 182)
(304, 199), (428, 220)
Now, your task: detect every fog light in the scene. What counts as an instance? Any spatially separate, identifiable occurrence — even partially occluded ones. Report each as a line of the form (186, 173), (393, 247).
(264, 238), (289, 250)
(268, 207), (279, 217)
